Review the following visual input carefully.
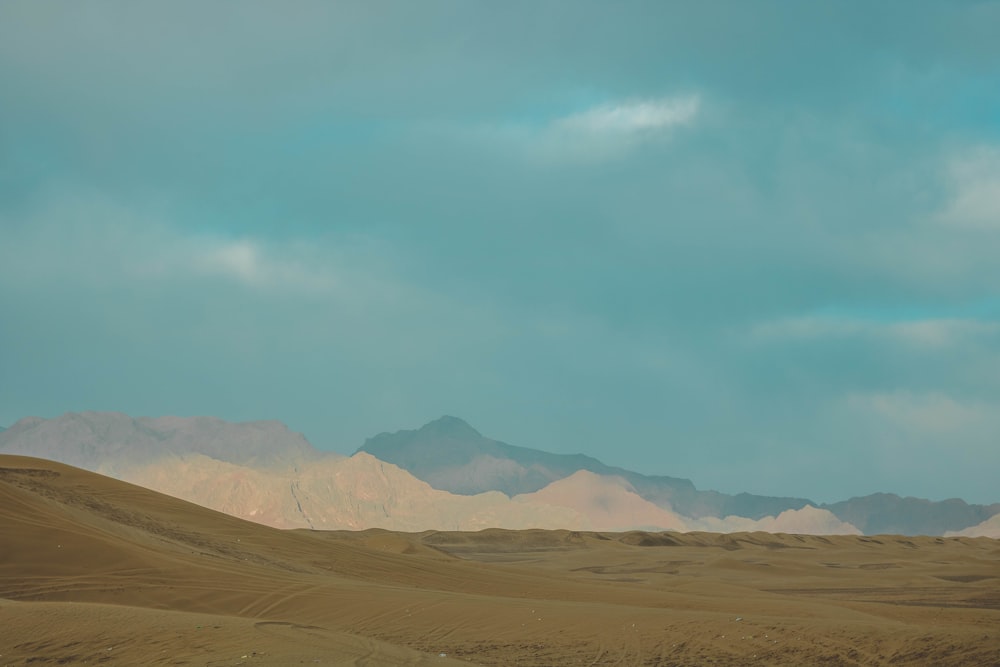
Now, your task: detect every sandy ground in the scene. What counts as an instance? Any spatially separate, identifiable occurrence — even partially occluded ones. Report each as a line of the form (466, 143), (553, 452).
(1, 455), (998, 666)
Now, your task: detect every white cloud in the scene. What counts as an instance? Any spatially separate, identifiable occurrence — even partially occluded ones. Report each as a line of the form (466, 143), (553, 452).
(467, 94), (701, 163)
(937, 146), (1000, 229)
(829, 390), (1000, 503)
(194, 238), (338, 293)
(750, 315), (1000, 347)
(841, 390), (1000, 482)
(888, 318), (1000, 346)
(847, 391), (986, 434)
(0, 189), (358, 297)
(554, 96), (700, 135)
(537, 96), (700, 162)
(204, 239), (260, 283)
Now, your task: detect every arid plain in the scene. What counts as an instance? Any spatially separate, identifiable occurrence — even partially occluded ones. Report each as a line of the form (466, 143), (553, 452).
(2, 455), (998, 666)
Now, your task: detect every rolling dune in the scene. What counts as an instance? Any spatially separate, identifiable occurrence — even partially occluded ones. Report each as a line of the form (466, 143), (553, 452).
(2, 455), (998, 666)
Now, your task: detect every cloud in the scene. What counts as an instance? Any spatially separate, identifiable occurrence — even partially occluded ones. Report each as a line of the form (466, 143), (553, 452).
(194, 238), (338, 293)
(0, 189), (368, 299)
(888, 318), (1000, 346)
(749, 314), (1000, 347)
(538, 95), (700, 162)
(937, 146), (1000, 229)
(835, 390), (1000, 502)
(202, 240), (260, 284)
(843, 389), (1000, 463)
(467, 94), (701, 163)
(847, 391), (988, 435)
(553, 96), (700, 135)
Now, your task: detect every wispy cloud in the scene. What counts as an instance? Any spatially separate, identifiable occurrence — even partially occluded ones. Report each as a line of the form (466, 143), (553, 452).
(469, 94), (701, 163)
(860, 392), (974, 432)
(194, 238), (338, 293)
(553, 96), (700, 135)
(538, 95), (700, 162)
(846, 390), (996, 436)
(0, 189), (360, 298)
(839, 390), (1000, 500)
(937, 146), (1000, 230)
(750, 314), (1000, 347)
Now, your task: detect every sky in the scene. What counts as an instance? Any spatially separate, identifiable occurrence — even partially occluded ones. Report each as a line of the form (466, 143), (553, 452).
(1, 1), (999, 505)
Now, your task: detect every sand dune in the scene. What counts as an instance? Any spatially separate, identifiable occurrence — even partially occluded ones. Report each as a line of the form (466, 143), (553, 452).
(2, 454), (999, 666)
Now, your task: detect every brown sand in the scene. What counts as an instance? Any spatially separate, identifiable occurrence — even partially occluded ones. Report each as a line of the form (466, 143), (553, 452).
(2, 455), (998, 666)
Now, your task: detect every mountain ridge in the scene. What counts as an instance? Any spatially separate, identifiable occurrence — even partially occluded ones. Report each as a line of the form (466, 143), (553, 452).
(359, 415), (814, 520)
(3, 412), (997, 535)
(0, 411), (328, 472)
(359, 415), (1000, 535)
(820, 493), (1000, 536)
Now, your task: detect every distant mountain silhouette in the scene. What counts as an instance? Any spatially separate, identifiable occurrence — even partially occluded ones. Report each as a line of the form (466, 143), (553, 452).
(358, 416), (1000, 535)
(821, 493), (1000, 536)
(358, 416), (814, 520)
(0, 411), (327, 472)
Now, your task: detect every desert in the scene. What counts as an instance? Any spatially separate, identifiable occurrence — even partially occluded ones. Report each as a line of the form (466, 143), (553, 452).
(2, 454), (998, 666)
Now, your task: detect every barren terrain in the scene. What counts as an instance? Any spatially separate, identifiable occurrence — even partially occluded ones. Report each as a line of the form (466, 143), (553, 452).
(2, 455), (998, 666)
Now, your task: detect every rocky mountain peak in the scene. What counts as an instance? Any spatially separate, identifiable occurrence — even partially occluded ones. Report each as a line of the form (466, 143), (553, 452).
(419, 415), (483, 439)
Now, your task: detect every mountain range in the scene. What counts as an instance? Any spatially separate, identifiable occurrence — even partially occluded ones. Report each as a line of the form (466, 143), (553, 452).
(360, 415), (815, 519)
(1, 412), (997, 536)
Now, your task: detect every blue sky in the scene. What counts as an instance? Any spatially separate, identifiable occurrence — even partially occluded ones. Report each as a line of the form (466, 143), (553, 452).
(2, 1), (999, 504)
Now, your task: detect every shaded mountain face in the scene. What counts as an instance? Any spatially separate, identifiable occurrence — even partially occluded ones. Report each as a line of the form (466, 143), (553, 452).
(359, 416), (619, 496)
(0, 411), (327, 471)
(822, 494), (1000, 537)
(358, 416), (813, 521)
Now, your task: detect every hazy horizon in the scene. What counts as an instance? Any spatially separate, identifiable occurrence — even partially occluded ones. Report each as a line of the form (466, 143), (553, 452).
(2, 2), (999, 505)
(3, 410), (997, 508)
